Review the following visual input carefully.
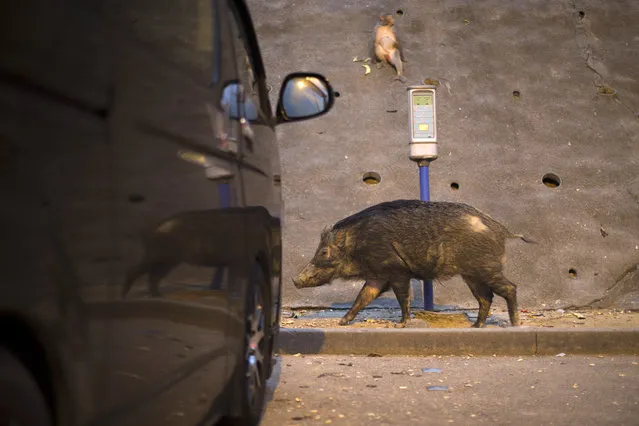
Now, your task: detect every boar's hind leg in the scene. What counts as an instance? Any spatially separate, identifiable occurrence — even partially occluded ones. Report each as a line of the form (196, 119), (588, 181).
(462, 276), (494, 328)
(389, 281), (411, 327)
(490, 275), (520, 327)
(339, 280), (390, 325)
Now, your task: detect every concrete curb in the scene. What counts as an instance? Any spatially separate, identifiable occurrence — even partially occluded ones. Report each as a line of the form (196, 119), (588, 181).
(278, 328), (639, 356)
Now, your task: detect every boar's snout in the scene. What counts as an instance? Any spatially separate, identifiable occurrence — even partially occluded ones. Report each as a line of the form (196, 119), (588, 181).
(292, 265), (313, 288)
(293, 263), (331, 289)
(292, 277), (304, 288)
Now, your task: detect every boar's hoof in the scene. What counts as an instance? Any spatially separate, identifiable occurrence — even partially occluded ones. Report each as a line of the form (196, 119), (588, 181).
(338, 317), (352, 326)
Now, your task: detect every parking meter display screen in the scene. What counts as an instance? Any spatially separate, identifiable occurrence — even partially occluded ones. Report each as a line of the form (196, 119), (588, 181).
(413, 94), (433, 106)
(411, 91), (435, 140)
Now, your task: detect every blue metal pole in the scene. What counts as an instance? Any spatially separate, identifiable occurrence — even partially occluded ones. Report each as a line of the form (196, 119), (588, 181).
(419, 163), (430, 201)
(419, 162), (434, 311)
(218, 182), (231, 208)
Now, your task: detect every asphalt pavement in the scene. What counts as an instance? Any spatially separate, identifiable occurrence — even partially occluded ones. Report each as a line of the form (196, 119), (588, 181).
(262, 354), (639, 425)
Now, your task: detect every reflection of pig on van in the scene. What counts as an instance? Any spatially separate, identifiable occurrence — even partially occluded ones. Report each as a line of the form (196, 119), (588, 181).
(122, 207), (280, 298)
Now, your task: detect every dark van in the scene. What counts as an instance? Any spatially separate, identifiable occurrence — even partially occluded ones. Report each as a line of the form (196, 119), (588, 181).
(0, 0), (335, 425)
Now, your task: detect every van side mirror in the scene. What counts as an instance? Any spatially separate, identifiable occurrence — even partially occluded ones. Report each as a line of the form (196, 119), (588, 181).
(276, 73), (335, 124)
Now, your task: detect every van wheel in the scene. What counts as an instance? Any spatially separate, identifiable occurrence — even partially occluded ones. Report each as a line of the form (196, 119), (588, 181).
(221, 265), (272, 426)
(0, 348), (52, 426)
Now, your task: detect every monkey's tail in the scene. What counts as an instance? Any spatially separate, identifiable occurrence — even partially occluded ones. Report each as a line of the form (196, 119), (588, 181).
(389, 48), (403, 76)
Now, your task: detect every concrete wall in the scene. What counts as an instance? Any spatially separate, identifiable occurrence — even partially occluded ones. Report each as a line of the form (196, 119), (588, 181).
(247, 0), (639, 310)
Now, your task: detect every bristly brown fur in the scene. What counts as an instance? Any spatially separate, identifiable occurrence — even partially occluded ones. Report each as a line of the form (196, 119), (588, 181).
(294, 200), (535, 328)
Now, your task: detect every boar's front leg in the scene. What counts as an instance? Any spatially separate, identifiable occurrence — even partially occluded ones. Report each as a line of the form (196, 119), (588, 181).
(390, 281), (411, 327)
(122, 262), (151, 299)
(339, 280), (390, 325)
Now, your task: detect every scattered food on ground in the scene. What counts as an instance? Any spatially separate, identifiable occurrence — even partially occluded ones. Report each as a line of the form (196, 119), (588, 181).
(280, 308), (639, 329)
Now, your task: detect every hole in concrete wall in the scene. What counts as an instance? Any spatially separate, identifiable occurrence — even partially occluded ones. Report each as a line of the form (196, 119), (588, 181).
(568, 268), (577, 279)
(578, 10), (585, 18)
(512, 90), (521, 100)
(362, 172), (381, 185)
(396, 9), (404, 16)
(450, 182), (460, 191)
(334, 91), (341, 98)
(542, 173), (561, 188)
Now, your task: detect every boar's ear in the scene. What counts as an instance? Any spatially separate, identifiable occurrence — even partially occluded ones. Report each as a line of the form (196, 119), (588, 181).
(325, 229), (336, 245)
(319, 226), (331, 241)
(329, 228), (351, 249)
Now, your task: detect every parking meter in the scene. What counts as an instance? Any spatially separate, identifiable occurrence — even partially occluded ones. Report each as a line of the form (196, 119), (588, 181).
(408, 85), (437, 162)
(407, 84), (438, 311)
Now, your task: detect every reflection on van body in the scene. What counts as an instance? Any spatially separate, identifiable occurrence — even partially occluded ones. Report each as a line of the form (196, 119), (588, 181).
(122, 207), (279, 300)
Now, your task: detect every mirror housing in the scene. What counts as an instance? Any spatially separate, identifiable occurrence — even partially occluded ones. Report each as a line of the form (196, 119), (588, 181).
(276, 72), (335, 124)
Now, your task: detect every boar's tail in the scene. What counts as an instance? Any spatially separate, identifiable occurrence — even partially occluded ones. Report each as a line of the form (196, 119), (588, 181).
(510, 233), (538, 244)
